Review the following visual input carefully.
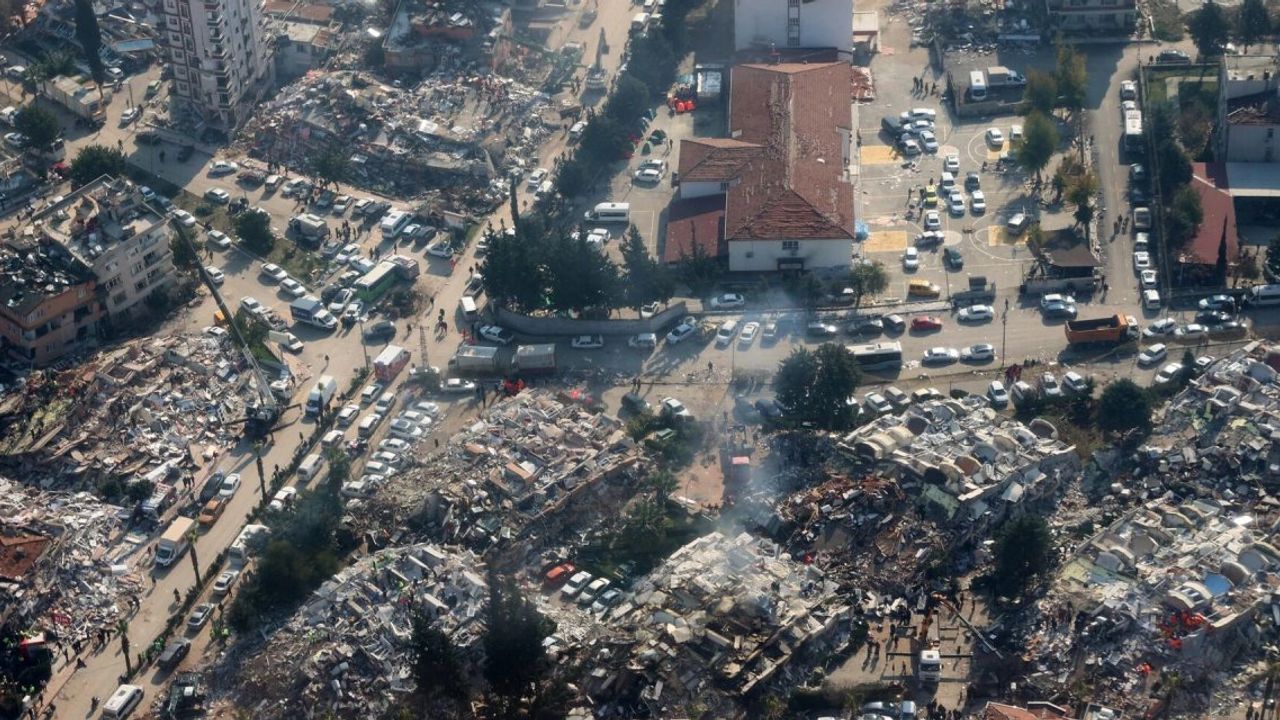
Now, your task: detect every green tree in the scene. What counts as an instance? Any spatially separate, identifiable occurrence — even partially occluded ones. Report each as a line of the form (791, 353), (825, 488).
(1266, 234), (1280, 279)
(234, 209), (275, 255)
(844, 261), (889, 308)
(1164, 184), (1204, 249)
(1216, 231), (1229, 284)
(772, 343), (862, 430)
(1066, 169), (1099, 234)
(1189, 0), (1231, 57)
(69, 144), (125, 185)
(483, 572), (554, 715)
(783, 272), (826, 311)
(27, 50), (76, 85)
(554, 158), (588, 198)
(482, 227), (545, 311)
(410, 615), (467, 706)
(310, 141), (349, 189)
(606, 75), (651, 126)
(1054, 43), (1088, 114)
(545, 233), (620, 312)
(1097, 379), (1153, 434)
(73, 0), (106, 90)
(1236, 0), (1270, 52)
(15, 105), (61, 149)
(1022, 70), (1058, 116)
(1016, 111), (1059, 183)
(992, 515), (1052, 596)
(620, 224), (674, 310)
(116, 619), (132, 675)
(364, 41), (385, 68)
(677, 241), (724, 297)
(624, 34), (677, 97)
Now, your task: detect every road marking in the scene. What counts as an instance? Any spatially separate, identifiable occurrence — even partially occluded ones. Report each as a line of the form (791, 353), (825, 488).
(864, 230), (909, 253)
(861, 146), (901, 165)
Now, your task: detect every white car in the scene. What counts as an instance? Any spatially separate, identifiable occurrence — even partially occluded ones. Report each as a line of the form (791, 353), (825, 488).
(661, 397), (693, 420)
(1140, 269), (1157, 288)
(443, 378), (477, 394)
(987, 381), (1010, 407)
(571, 334), (605, 349)
(1154, 362), (1184, 385)
(217, 472), (241, 499)
(918, 130), (939, 153)
(351, 257), (376, 274)
(260, 263), (288, 283)
(335, 244), (361, 265)
(666, 317), (699, 345)
(1010, 124), (1023, 142)
(240, 296), (264, 315)
(213, 570), (241, 594)
(864, 392), (892, 414)
(426, 239), (454, 259)
(279, 332), (303, 353)
(629, 333), (658, 349)
(1174, 323), (1207, 340)
(1133, 251), (1151, 271)
(714, 320), (738, 347)
(203, 326), (228, 340)
(943, 154), (960, 173)
(1194, 355), (1216, 373)
(709, 293), (745, 309)
(204, 187), (230, 204)
(986, 128), (1005, 146)
(279, 278), (307, 298)
(902, 247), (920, 270)
(208, 160), (238, 176)
(479, 325), (514, 345)
(379, 438), (410, 453)
(120, 106), (142, 125)
(562, 571), (593, 598)
(961, 343), (995, 361)
(923, 210), (941, 231)
(2, 131), (26, 148)
(970, 190), (986, 214)
(526, 168), (548, 188)
(388, 419), (424, 441)
(1041, 372), (1062, 398)
(207, 230), (231, 249)
(332, 195), (352, 214)
(397, 410), (431, 427)
(1143, 318), (1177, 337)
(633, 167), (663, 183)
(922, 347), (959, 364)
(900, 138), (921, 155)
(957, 304), (994, 322)
(947, 191), (965, 216)
(173, 209), (197, 228)
(203, 266), (225, 285)
(337, 404), (360, 426)
(268, 487), (297, 512)
(736, 322), (758, 347)
(412, 401), (441, 416)
(1063, 371), (1089, 394)
(1138, 343), (1168, 365)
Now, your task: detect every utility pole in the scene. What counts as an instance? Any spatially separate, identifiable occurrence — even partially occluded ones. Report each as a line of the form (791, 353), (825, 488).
(1000, 297), (1010, 368)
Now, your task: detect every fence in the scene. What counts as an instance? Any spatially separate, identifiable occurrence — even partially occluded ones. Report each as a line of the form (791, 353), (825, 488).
(495, 301), (688, 335)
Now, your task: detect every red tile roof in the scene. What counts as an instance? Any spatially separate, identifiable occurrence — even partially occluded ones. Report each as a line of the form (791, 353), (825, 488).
(1181, 162), (1238, 267)
(0, 532), (51, 581)
(724, 62), (855, 242)
(677, 138), (762, 182)
(664, 196), (727, 264)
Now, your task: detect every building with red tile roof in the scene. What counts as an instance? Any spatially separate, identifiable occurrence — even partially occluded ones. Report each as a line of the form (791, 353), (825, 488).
(1178, 163), (1238, 278)
(669, 61), (855, 272)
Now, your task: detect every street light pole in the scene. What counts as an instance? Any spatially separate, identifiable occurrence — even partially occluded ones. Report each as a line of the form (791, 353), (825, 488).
(1000, 297), (1009, 368)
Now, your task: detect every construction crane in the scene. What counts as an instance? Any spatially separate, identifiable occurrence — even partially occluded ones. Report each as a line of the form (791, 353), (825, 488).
(173, 223), (283, 440)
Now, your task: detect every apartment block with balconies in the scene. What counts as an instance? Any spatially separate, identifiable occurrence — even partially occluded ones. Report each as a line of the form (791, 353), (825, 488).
(1044, 0), (1136, 32)
(161, 0), (270, 129)
(0, 242), (104, 367)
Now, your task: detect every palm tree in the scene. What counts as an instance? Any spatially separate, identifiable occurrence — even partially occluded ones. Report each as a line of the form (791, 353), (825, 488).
(117, 619), (131, 675)
(253, 441), (266, 497)
(187, 531), (202, 585)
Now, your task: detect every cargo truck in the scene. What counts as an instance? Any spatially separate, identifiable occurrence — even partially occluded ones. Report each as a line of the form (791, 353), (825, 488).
(305, 375), (337, 416)
(985, 66), (1026, 87)
(511, 343), (557, 375)
(288, 213), (331, 245)
(290, 296), (338, 330)
(40, 75), (109, 121)
(155, 516), (195, 567)
(450, 345), (500, 374)
(374, 344), (410, 383)
(1064, 314), (1139, 345)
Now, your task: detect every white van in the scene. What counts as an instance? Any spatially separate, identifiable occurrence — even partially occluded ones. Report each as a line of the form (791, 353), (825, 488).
(630, 12), (649, 31)
(969, 71), (987, 101)
(298, 452), (325, 482)
(357, 413), (383, 439)
(1143, 289), (1161, 309)
(264, 174), (282, 191)
(535, 180), (554, 200)
(459, 295), (479, 321)
(380, 209), (411, 239)
(583, 202), (630, 223)
(103, 684), (143, 719)
(569, 121), (587, 140)
(321, 429), (345, 450)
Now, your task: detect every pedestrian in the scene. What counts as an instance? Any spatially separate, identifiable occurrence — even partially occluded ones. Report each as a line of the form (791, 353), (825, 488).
(173, 588), (181, 603)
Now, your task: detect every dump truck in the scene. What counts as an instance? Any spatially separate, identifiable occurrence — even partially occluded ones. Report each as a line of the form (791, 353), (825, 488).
(1064, 314), (1139, 345)
(373, 344), (410, 383)
(511, 344), (557, 375)
(155, 516), (195, 567)
(450, 345), (500, 374)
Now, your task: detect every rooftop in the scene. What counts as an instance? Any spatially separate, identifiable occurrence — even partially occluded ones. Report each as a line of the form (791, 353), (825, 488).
(1178, 163), (1238, 267)
(664, 195), (726, 264)
(262, 0), (335, 23)
(0, 242), (95, 317)
(0, 531), (52, 582)
(35, 176), (170, 265)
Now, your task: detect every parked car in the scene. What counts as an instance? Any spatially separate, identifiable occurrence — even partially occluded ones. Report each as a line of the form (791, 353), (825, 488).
(478, 325), (514, 345)
(208, 160), (238, 176)
(922, 347), (960, 364)
(987, 381), (1010, 407)
(213, 570), (241, 595)
(1154, 362), (1185, 384)
(187, 603), (215, 630)
(570, 334), (605, 349)
(961, 343), (995, 361)
(911, 315), (943, 332)
(708, 293), (745, 309)
(666, 317), (700, 345)
(1138, 343), (1168, 365)
(957, 304), (993, 322)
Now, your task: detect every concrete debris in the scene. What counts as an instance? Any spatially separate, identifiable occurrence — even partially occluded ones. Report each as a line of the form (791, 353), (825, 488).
(221, 543), (487, 719)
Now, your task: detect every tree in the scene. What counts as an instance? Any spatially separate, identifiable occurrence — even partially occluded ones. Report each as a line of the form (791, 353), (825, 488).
(70, 144), (125, 186)
(253, 440), (266, 498)
(73, 0), (106, 90)
(310, 141), (349, 189)
(1097, 379), (1152, 434)
(1236, 0), (1270, 52)
(482, 226), (544, 311)
(1016, 111), (1058, 183)
(1189, 0), (1230, 58)
(772, 343), (862, 430)
(546, 233), (620, 312)
(1216, 230), (1229, 284)
(620, 224), (674, 310)
(1266, 235), (1280, 279)
(844, 261), (889, 308)
(410, 615), (467, 706)
(28, 51), (76, 85)
(234, 209), (275, 255)
(483, 572), (554, 714)
(606, 75), (651, 126)
(991, 515), (1051, 596)
(554, 158), (588, 198)
(1066, 170), (1099, 233)
(187, 530), (202, 585)
(1022, 70), (1058, 116)
(1164, 184), (1204, 249)
(783, 272), (826, 311)
(117, 619), (132, 675)
(1054, 43), (1088, 114)
(15, 105), (60, 149)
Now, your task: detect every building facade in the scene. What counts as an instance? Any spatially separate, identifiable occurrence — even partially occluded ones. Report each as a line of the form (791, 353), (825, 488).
(733, 0), (853, 52)
(36, 176), (176, 321)
(1043, 0), (1136, 32)
(0, 245), (104, 366)
(1216, 56), (1280, 163)
(161, 0), (270, 129)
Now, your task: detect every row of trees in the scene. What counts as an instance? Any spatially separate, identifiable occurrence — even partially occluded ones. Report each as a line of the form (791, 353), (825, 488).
(773, 343), (862, 430)
(1188, 0), (1272, 58)
(1147, 103), (1206, 274)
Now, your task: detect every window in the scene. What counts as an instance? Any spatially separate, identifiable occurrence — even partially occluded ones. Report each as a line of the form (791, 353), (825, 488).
(782, 240), (799, 251)
(745, 251), (754, 258)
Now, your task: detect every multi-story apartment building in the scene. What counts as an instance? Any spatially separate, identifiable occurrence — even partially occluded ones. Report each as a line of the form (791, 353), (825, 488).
(1216, 56), (1280, 163)
(734, 0), (853, 53)
(35, 176), (176, 323)
(161, 0), (270, 129)
(0, 242), (104, 366)
(1043, 0), (1136, 33)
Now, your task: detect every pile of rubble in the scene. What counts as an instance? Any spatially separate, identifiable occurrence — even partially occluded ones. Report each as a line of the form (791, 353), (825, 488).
(362, 389), (638, 552)
(0, 333), (263, 494)
(223, 543), (487, 719)
(568, 530), (850, 716)
(0, 474), (138, 652)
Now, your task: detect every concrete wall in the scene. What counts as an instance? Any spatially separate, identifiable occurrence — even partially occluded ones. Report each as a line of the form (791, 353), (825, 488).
(1222, 123), (1280, 163)
(733, 0), (852, 53)
(728, 238), (852, 272)
(495, 302), (688, 336)
(679, 180), (723, 200)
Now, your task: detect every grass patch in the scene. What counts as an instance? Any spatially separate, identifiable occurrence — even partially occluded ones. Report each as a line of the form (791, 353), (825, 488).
(1145, 65), (1217, 107)
(1149, 0), (1185, 41)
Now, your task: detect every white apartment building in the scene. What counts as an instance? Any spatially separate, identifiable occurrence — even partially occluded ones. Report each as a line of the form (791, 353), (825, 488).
(734, 0), (853, 53)
(161, 0), (271, 129)
(36, 176), (176, 321)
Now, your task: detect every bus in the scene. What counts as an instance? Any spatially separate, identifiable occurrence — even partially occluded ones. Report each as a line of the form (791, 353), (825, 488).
(354, 261), (401, 302)
(848, 341), (904, 372)
(1123, 110), (1143, 153)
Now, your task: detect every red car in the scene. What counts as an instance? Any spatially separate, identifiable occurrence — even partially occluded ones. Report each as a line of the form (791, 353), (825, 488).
(911, 316), (943, 332)
(543, 563), (577, 588)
